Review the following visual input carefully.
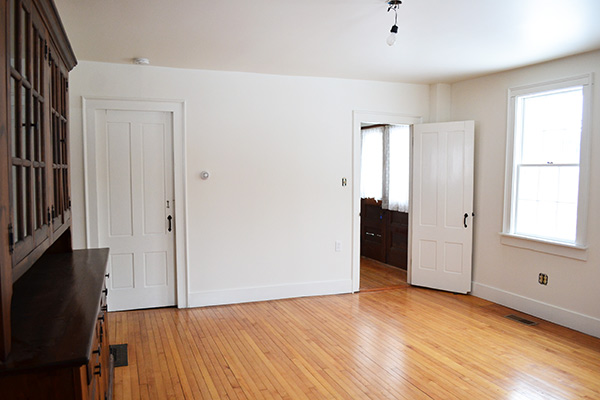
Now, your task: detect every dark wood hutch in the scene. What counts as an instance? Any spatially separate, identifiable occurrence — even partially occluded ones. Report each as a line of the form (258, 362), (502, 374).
(0, 0), (112, 398)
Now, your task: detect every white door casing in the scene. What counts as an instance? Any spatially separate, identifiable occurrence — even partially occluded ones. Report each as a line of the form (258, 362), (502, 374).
(83, 98), (188, 310)
(410, 121), (474, 294)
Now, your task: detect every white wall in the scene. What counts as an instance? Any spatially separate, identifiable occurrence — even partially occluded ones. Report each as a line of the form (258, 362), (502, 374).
(451, 50), (600, 337)
(429, 83), (452, 122)
(69, 61), (430, 306)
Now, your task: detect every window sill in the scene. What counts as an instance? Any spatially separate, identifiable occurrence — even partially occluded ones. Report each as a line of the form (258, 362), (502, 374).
(499, 233), (588, 261)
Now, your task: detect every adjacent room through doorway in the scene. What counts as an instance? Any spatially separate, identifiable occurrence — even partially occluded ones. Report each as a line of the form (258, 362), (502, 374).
(359, 123), (410, 291)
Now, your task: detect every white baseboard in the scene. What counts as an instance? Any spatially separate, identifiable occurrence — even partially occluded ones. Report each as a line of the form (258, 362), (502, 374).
(472, 282), (600, 338)
(188, 279), (353, 308)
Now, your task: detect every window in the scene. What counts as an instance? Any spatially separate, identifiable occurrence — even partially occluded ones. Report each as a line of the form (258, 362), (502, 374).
(502, 74), (592, 259)
(360, 124), (410, 212)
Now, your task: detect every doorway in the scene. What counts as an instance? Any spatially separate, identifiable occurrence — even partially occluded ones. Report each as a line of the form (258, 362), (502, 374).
(351, 112), (422, 292)
(358, 123), (411, 291)
(353, 116), (476, 294)
(97, 110), (176, 311)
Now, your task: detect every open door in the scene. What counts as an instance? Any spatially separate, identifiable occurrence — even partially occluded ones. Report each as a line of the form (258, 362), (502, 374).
(410, 121), (474, 294)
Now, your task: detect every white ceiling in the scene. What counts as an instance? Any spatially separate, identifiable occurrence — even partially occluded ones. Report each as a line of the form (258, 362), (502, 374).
(54, 0), (600, 84)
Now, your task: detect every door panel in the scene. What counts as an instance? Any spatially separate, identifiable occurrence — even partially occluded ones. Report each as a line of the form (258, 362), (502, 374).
(98, 110), (175, 311)
(411, 121), (474, 294)
(107, 123), (133, 237)
(419, 132), (439, 227)
(142, 124), (168, 235)
(111, 253), (134, 289)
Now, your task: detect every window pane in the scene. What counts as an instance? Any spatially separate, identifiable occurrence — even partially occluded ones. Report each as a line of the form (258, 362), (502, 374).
(22, 87), (29, 159)
(515, 165), (579, 243)
(517, 166), (539, 201)
(360, 127), (383, 200)
(9, 0), (16, 67)
(32, 166), (37, 230)
(538, 167), (559, 203)
(519, 88), (583, 165)
(388, 125), (410, 212)
(515, 199), (540, 239)
(12, 166), (19, 240)
(558, 166), (579, 204)
(11, 78), (18, 158)
(23, 166), (29, 238)
(20, 6), (28, 77)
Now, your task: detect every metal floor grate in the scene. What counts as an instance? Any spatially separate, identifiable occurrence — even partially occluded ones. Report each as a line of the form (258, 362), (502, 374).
(110, 344), (129, 367)
(505, 314), (538, 326)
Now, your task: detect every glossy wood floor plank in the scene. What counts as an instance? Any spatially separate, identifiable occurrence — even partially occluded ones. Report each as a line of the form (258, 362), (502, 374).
(110, 287), (600, 399)
(360, 256), (407, 291)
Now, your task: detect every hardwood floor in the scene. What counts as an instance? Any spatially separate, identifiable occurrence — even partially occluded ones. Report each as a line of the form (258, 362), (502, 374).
(109, 288), (600, 399)
(360, 256), (407, 291)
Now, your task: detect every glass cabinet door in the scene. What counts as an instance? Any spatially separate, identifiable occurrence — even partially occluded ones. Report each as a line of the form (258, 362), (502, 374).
(49, 50), (70, 235)
(8, 0), (50, 272)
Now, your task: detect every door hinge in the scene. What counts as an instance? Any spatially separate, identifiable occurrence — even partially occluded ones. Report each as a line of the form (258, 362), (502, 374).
(48, 207), (51, 223)
(8, 224), (14, 254)
(44, 42), (48, 60)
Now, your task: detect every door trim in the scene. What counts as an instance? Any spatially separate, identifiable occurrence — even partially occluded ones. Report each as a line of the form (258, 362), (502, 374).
(352, 111), (422, 293)
(83, 97), (189, 308)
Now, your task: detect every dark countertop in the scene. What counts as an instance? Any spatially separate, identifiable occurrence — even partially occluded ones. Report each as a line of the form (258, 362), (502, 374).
(0, 248), (109, 374)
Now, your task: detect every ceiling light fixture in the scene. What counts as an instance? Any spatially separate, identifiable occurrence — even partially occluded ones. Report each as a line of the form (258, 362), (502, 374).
(386, 0), (402, 46)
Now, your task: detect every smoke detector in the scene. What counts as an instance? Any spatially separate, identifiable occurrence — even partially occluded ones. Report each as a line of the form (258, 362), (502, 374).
(133, 57), (150, 65)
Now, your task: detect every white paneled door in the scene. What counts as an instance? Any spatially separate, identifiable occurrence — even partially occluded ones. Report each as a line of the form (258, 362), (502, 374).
(411, 121), (474, 294)
(97, 110), (176, 311)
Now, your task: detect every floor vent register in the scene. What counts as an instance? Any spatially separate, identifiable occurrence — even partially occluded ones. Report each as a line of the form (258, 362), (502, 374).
(110, 344), (129, 367)
(504, 314), (538, 326)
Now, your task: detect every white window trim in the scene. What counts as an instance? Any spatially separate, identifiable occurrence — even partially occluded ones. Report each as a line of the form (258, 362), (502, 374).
(501, 73), (593, 260)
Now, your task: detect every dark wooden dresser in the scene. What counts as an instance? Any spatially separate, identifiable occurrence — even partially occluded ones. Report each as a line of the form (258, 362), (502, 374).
(360, 198), (409, 269)
(0, 249), (112, 399)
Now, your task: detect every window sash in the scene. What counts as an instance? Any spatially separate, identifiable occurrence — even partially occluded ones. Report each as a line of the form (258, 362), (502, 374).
(513, 164), (579, 243)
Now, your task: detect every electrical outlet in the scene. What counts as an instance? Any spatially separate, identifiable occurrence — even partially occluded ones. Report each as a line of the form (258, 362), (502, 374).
(538, 273), (548, 285)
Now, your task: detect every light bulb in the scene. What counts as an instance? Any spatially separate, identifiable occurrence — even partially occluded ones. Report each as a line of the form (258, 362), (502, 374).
(386, 25), (398, 46)
(386, 33), (397, 46)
